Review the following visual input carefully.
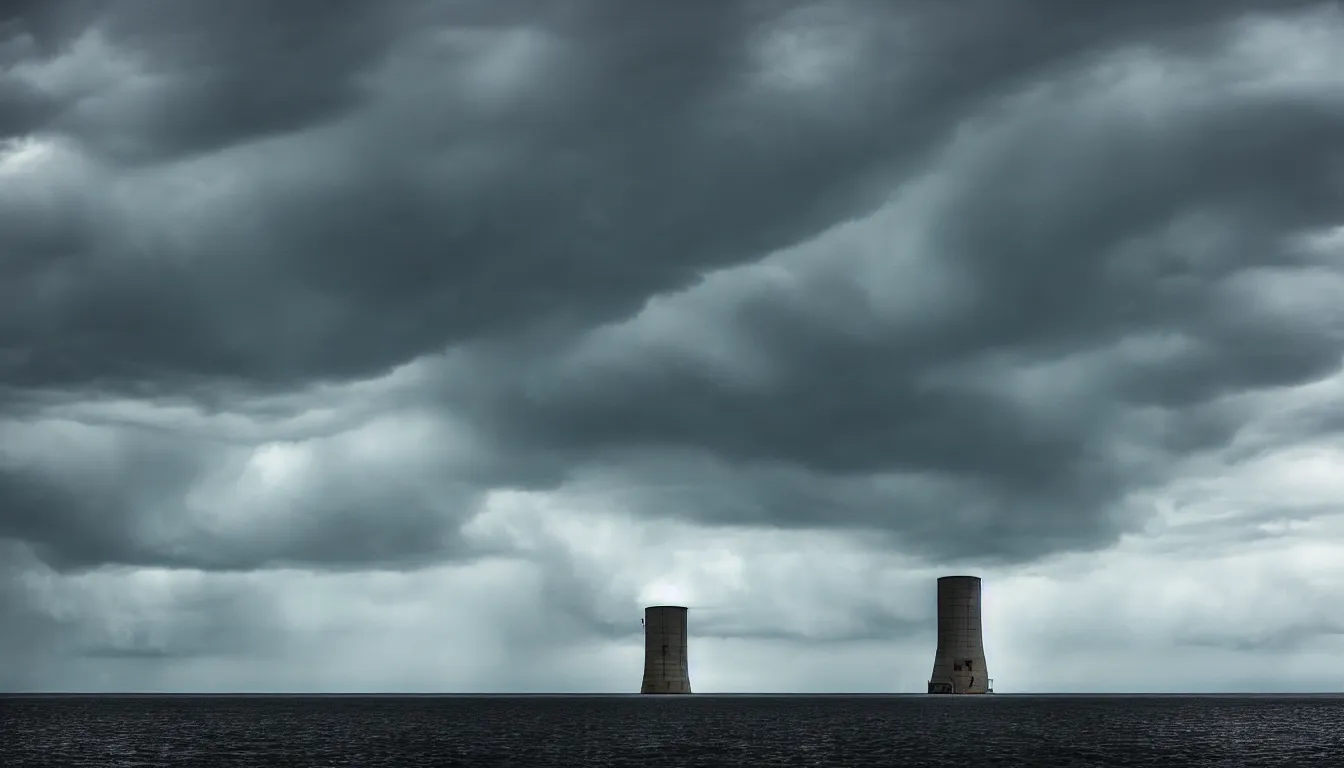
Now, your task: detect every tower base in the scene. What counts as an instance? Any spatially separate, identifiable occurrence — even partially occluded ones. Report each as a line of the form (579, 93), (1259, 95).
(927, 679), (994, 694)
(640, 682), (692, 694)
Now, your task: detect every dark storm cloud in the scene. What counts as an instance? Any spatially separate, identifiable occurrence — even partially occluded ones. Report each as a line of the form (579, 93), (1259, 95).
(450, 56), (1344, 560)
(1, 0), (1342, 579)
(0, 0), (409, 156)
(5, 0), (1326, 391)
(0, 415), (482, 572)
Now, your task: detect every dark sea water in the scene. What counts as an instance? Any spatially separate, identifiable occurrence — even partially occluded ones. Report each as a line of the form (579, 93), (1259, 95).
(3, 694), (1343, 767)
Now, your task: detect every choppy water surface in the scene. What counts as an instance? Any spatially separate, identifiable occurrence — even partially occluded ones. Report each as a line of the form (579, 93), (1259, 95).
(3, 694), (1342, 767)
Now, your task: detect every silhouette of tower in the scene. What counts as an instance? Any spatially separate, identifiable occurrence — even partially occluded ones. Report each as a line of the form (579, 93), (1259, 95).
(640, 605), (691, 694)
(927, 576), (991, 694)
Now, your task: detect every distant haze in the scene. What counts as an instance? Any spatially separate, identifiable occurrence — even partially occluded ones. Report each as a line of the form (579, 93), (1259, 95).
(2, 0), (1343, 693)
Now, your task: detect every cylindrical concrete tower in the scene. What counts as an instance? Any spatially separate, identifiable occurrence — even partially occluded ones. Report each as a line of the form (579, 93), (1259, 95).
(927, 576), (991, 694)
(640, 605), (692, 694)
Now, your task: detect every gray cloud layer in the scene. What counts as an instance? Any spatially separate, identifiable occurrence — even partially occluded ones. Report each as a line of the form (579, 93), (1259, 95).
(2, 0), (1343, 691)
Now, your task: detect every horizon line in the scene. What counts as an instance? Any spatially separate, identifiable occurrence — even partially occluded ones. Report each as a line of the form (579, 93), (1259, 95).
(4, 691), (1342, 697)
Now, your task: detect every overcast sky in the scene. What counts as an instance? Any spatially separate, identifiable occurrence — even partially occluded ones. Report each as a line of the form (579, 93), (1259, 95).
(3, 0), (1344, 694)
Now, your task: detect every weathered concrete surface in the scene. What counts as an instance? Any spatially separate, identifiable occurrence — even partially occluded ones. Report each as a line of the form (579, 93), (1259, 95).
(927, 576), (992, 694)
(640, 605), (692, 694)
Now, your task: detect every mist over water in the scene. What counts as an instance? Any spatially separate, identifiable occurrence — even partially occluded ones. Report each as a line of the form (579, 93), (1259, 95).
(4, 694), (1342, 766)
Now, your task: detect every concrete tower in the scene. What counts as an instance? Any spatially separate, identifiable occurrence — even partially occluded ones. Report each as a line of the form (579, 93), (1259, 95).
(927, 576), (992, 694)
(640, 605), (692, 694)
